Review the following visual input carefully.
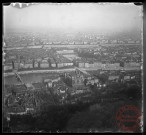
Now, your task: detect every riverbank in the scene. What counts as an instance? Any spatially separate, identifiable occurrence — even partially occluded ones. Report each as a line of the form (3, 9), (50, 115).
(3, 43), (141, 51)
(3, 66), (141, 77)
(3, 68), (76, 77)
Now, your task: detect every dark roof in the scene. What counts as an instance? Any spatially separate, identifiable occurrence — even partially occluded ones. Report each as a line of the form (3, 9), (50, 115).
(12, 84), (27, 92)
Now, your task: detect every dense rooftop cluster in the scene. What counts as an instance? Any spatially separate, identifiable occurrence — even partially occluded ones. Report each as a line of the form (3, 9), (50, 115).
(4, 32), (141, 47)
(3, 43), (142, 72)
(3, 32), (142, 133)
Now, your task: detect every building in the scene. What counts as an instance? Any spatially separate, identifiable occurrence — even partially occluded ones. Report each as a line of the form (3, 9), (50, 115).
(50, 59), (56, 68)
(9, 55), (17, 59)
(61, 41), (69, 45)
(11, 84), (27, 93)
(18, 61), (26, 69)
(75, 41), (83, 45)
(40, 60), (49, 68)
(44, 77), (60, 84)
(111, 40), (117, 44)
(34, 61), (39, 68)
(78, 62), (85, 68)
(4, 63), (12, 71)
(88, 62), (94, 68)
(23, 61), (33, 69)
(83, 41), (88, 44)
(69, 42), (75, 45)
(12, 61), (20, 70)
(84, 62), (89, 68)
(86, 78), (99, 85)
(124, 62), (141, 70)
(53, 41), (61, 45)
(63, 61), (73, 67)
(108, 75), (119, 81)
(124, 75), (131, 81)
(36, 58), (42, 62)
(93, 62), (102, 69)
(128, 40), (135, 44)
(135, 40), (140, 44)
(51, 61), (56, 68)
(74, 59), (84, 68)
(56, 50), (74, 54)
(101, 63), (106, 69)
(46, 42), (53, 45)
(25, 83), (35, 90)
(52, 80), (69, 96)
(57, 62), (64, 68)
(104, 63), (120, 70)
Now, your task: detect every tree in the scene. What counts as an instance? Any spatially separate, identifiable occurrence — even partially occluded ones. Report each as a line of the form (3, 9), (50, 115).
(64, 77), (72, 87)
(11, 88), (16, 96)
(38, 61), (40, 68)
(96, 74), (108, 84)
(84, 79), (88, 86)
(35, 105), (69, 132)
(48, 58), (51, 67)
(119, 61), (124, 67)
(32, 59), (35, 68)
(125, 85), (142, 99)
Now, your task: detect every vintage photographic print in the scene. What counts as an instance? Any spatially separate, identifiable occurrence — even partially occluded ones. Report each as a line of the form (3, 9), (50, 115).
(2, 3), (143, 133)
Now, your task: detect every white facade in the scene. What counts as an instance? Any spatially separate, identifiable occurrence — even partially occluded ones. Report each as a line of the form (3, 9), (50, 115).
(51, 63), (56, 67)
(78, 62), (84, 68)
(136, 40), (140, 43)
(130, 62), (140, 67)
(128, 41), (135, 44)
(85, 63), (89, 68)
(34, 62), (38, 68)
(40, 62), (49, 68)
(94, 62), (102, 68)
(84, 42), (88, 44)
(24, 63), (33, 68)
(125, 62), (140, 67)
(89, 63), (94, 68)
(57, 50), (74, 54)
(101, 64), (106, 69)
(94, 79), (99, 83)
(19, 63), (25, 69)
(9, 56), (17, 59)
(105, 63), (120, 70)
(14, 62), (20, 69)
(108, 76), (119, 80)
(57, 63), (64, 68)
(63, 62), (73, 67)
(90, 80), (95, 85)
(4, 64), (12, 71)
(124, 76), (130, 80)
(69, 42), (74, 45)
(36, 58), (42, 62)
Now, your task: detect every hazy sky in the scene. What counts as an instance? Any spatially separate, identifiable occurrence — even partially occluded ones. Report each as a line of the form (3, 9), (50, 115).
(3, 3), (143, 33)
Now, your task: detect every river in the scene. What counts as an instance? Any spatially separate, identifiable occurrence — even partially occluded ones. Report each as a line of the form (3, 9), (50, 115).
(3, 44), (141, 51)
(4, 72), (60, 85)
(3, 66), (141, 85)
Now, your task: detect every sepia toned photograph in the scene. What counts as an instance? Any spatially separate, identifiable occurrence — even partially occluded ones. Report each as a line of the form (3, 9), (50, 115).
(2, 3), (143, 133)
